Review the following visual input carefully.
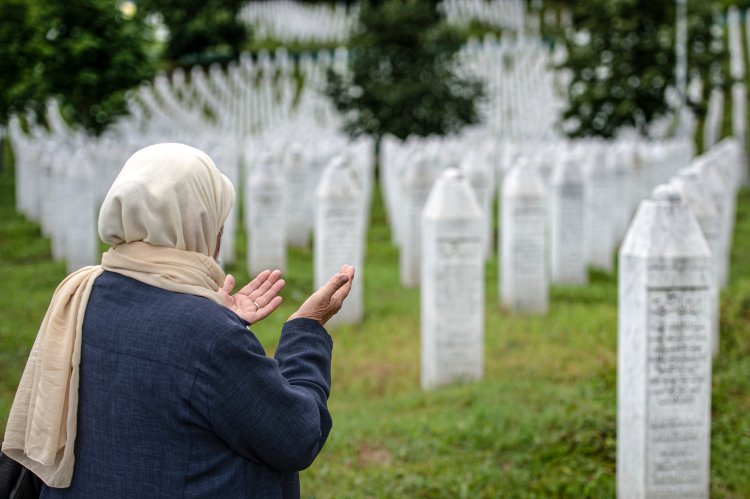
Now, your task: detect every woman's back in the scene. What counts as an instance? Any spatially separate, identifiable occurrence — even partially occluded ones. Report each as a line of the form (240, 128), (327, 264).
(42, 271), (331, 499)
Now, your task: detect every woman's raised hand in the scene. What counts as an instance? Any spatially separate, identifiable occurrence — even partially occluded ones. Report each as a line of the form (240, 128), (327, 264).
(288, 265), (355, 325)
(220, 270), (285, 324)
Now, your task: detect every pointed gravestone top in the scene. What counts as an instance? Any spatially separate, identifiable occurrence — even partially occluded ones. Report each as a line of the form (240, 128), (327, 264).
(316, 156), (360, 199)
(423, 168), (482, 220)
(620, 183), (710, 259)
(502, 159), (545, 197)
(671, 168), (719, 222)
(172, 67), (186, 89)
(651, 183), (682, 204)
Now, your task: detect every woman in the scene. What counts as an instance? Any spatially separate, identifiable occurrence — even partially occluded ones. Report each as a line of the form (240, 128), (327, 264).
(2, 143), (354, 498)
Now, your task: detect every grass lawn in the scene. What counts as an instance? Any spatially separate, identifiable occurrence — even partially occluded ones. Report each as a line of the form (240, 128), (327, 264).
(1, 160), (748, 497)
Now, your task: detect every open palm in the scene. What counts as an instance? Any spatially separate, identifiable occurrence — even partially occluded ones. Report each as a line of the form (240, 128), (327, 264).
(220, 270), (285, 324)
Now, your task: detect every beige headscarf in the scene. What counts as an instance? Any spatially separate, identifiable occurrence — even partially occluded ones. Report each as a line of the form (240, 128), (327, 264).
(2, 143), (235, 487)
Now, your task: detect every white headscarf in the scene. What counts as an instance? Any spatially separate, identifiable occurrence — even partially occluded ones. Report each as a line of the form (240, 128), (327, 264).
(3, 143), (235, 487)
(99, 142), (234, 256)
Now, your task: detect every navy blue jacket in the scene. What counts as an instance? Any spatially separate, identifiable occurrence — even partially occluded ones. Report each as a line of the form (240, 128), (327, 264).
(41, 271), (333, 498)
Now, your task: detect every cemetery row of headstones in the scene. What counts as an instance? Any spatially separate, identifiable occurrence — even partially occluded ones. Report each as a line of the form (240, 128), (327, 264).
(459, 35), (566, 140)
(414, 137), (744, 497)
(383, 133), (694, 283)
(238, 0), (534, 45)
(616, 138), (744, 498)
(239, 1), (355, 44)
(8, 32), (559, 277)
(417, 134), (743, 387)
(133, 48), (345, 140)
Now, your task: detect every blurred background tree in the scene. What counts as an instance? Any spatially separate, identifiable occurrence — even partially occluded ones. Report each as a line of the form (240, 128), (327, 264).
(558, 0), (723, 139)
(326, 0), (483, 166)
(35, 0), (157, 135)
(138, 0), (249, 66)
(0, 0), (157, 136)
(0, 0), (39, 129)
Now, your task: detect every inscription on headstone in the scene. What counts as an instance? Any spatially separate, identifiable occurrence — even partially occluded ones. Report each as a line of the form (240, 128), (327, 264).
(645, 287), (710, 492)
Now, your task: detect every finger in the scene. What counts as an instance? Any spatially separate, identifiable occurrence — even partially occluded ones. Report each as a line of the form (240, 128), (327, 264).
(252, 296), (283, 322)
(256, 278), (285, 307)
(322, 270), (350, 297)
(222, 274), (236, 295)
(331, 266), (355, 303)
(247, 269), (282, 299)
(238, 270), (271, 295)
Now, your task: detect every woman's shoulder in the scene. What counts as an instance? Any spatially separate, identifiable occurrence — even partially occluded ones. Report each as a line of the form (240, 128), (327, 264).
(87, 271), (251, 359)
(95, 270), (240, 321)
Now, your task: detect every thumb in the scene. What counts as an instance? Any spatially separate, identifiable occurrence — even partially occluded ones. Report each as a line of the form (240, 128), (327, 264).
(222, 274), (235, 294)
(322, 272), (349, 297)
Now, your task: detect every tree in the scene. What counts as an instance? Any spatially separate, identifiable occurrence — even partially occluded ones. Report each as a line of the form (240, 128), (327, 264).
(35, 0), (158, 135)
(0, 0), (157, 135)
(0, 0), (39, 128)
(557, 0), (723, 139)
(326, 0), (483, 164)
(138, 0), (249, 66)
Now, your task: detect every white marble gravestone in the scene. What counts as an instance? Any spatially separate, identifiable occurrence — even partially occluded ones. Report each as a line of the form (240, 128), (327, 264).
(246, 153), (287, 275)
(703, 87), (724, 150)
(671, 168), (721, 356)
(63, 150), (98, 273)
(611, 143), (636, 245)
(284, 143), (313, 248)
(421, 168), (484, 390)
(706, 143), (741, 270)
(694, 158), (730, 289)
(728, 6), (747, 176)
(500, 160), (548, 313)
(461, 150), (495, 260)
(387, 145), (417, 247)
(49, 145), (83, 263)
(731, 82), (746, 152)
(400, 155), (438, 287)
(314, 156), (364, 328)
(50, 165), (72, 262)
(550, 153), (587, 285)
(617, 185), (712, 499)
(584, 147), (617, 272)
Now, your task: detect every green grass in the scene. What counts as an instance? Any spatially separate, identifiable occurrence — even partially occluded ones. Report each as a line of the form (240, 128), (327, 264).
(1, 161), (749, 497)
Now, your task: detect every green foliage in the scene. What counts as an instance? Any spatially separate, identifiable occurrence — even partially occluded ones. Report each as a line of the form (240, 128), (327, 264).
(35, 0), (157, 134)
(0, 0), (157, 135)
(558, 0), (723, 138)
(721, 0), (750, 8)
(139, 0), (249, 66)
(326, 0), (483, 143)
(0, 0), (39, 126)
